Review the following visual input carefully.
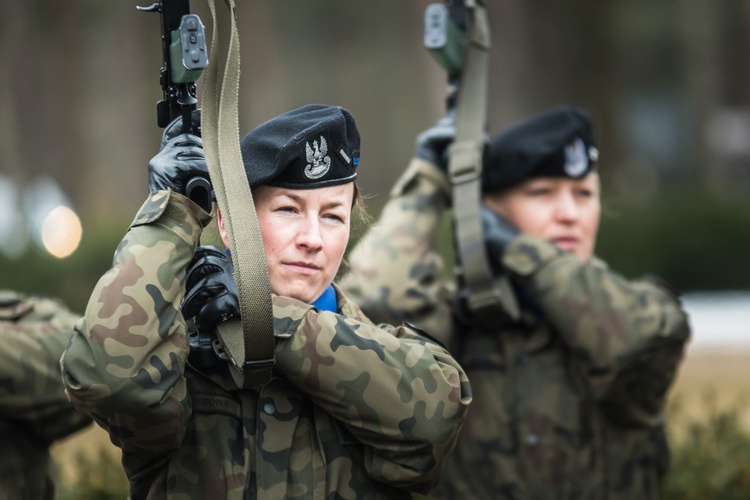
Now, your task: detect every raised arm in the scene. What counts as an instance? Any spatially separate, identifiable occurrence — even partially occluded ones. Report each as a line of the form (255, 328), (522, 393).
(61, 189), (211, 472)
(341, 158), (456, 345)
(503, 234), (690, 425)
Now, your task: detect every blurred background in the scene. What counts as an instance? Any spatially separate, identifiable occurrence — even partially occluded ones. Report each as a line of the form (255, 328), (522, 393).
(0, 0), (750, 308)
(1, 0), (750, 497)
(2, 0), (750, 310)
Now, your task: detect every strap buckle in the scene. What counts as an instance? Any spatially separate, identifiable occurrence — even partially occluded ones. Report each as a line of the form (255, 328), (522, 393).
(229, 357), (275, 388)
(448, 141), (481, 185)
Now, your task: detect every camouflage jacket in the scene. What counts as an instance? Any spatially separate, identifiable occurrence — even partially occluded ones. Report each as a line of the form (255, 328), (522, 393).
(0, 290), (92, 500)
(340, 159), (691, 500)
(61, 190), (472, 500)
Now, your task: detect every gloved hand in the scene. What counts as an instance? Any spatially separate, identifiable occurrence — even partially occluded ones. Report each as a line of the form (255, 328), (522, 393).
(414, 110), (456, 174)
(160, 109), (202, 149)
(453, 205), (520, 323)
(181, 246), (239, 332)
(480, 203), (519, 276)
(148, 111), (209, 196)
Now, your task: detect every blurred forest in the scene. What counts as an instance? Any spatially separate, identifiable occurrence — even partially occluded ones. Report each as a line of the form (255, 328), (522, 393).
(2, 0), (750, 313)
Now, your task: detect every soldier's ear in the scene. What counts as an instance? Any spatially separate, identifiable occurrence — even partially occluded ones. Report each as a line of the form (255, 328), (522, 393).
(216, 209), (230, 248)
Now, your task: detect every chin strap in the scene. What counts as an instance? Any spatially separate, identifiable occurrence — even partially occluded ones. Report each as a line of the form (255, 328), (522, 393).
(201, 0), (275, 388)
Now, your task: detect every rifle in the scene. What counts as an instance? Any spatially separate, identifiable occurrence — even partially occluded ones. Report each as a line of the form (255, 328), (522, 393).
(138, 0), (276, 387)
(423, 0), (520, 320)
(138, 0), (217, 365)
(138, 0), (213, 212)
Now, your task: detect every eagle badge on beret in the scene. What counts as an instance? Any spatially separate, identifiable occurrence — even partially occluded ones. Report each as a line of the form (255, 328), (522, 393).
(304, 136), (331, 180)
(563, 137), (588, 177)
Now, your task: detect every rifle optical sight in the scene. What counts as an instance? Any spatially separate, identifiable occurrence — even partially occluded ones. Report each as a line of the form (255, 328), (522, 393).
(170, 14), (208, 84)
(424, 3), (466, 78)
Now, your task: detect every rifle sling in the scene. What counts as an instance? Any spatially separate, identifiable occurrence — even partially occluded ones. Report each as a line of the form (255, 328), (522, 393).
(202, 0), (275, 388)
(449, 0), (519, 321)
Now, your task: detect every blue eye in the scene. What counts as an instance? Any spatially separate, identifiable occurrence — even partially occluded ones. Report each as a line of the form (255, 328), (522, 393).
(324, 213), (344, 223)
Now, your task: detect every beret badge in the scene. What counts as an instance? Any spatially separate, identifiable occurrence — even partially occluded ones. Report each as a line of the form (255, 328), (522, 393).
(304, 136), (331, 180)
(563, 137), (588, 178)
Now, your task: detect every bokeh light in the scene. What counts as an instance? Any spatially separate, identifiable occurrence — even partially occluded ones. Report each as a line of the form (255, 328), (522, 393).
(40, 205), (83, 258)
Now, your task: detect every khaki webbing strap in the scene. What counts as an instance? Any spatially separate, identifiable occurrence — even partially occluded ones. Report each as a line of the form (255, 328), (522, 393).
(448, 0), (519, 320)
(202, 0), (275, 387)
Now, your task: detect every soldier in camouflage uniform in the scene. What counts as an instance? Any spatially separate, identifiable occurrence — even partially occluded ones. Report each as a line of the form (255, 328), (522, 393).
(341, 106), (691, 499)
(0, 290), (92, 500)
(61, 104), (472, 499)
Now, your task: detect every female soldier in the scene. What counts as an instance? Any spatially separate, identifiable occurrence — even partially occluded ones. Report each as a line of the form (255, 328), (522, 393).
(60, 104), (471, 499)
(341, 106), (690, 499)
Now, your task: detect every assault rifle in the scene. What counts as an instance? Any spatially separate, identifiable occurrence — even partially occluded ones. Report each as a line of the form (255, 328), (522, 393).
(138, 0), (213, 211)
(137, 0), (274, 387)
(138, 0), (216, 361)
(424, 1), (520, 320)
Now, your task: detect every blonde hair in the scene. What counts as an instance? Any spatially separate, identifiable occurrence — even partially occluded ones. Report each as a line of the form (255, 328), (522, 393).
(350, 182), (372, 240)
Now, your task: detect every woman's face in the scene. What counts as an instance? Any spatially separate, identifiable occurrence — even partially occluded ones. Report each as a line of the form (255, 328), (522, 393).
(219, 183), (353, 304)
(483, 173), (601, 261)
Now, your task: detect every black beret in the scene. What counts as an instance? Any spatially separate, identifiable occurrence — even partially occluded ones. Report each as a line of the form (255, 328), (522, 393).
(483, 105), (599, 192)
(240, 104), (361, 190)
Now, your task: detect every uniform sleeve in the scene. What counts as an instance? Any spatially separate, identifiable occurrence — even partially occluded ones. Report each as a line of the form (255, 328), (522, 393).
(503, 234), (691, 426)
(271, 292), (472, 493)
(339, 158), (455, 345)
(60, 191), (211, 467)
(0, 297), (91, 443)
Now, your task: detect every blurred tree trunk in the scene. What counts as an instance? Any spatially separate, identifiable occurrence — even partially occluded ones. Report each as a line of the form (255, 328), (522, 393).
(0, 1), (30, 185)
(678, 0), (719, 190)
(49, 1), (85, 203)
(487, 0), (533, 129)
(77, 3), (163, 217)
(1, 1), (85, 202)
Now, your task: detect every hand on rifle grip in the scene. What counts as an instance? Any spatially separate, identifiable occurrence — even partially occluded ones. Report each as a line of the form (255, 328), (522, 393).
(182, 246), (240, 332)
(415, 109), (457, 175)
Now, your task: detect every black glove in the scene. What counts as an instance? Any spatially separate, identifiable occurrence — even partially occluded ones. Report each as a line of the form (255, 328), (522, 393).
(415, 110), (456, 173)
(480, 203), (519, 276)
(160, 109), (202, 149)
(453, 205), (519, 323)
(182, 246), (239, 332)
(148, 113), (209, 196)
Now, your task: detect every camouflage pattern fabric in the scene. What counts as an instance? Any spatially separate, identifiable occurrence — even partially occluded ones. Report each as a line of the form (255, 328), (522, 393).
(61, 190), (472, 500)
(340, 159), (691, 500)
(0, 290), (92, 500)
